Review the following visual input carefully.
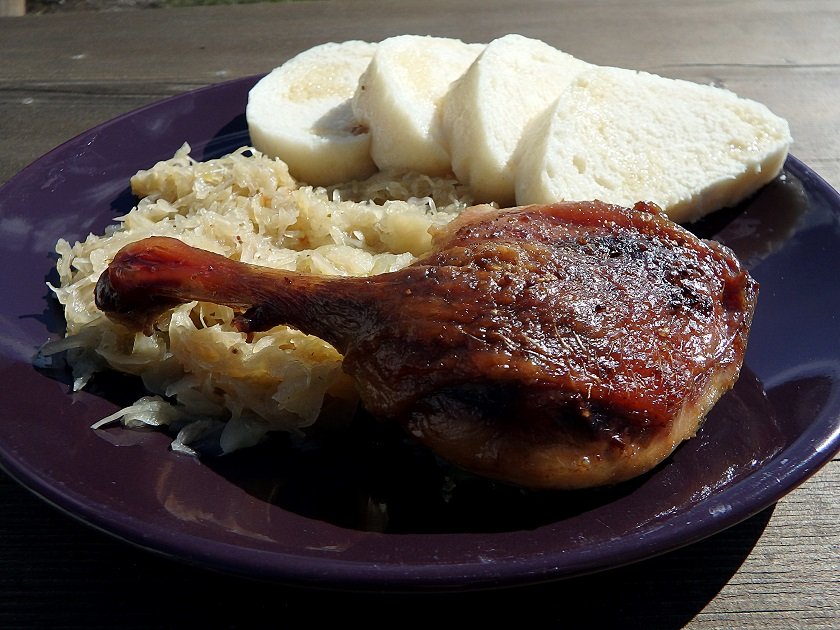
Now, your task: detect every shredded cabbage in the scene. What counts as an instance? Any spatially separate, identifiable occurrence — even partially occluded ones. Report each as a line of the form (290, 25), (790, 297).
(43, 144), (471, 455)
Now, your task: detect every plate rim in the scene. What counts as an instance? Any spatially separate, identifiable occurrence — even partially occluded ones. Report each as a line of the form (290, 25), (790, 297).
(0, 76), (838, 591)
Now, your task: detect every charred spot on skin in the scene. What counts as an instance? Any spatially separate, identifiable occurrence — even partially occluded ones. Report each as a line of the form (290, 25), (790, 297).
(722, 271), (759, 313)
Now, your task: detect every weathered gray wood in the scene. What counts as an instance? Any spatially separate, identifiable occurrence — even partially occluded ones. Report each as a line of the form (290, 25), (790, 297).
(0, 2), (837, 627)
(0, 0), (24, 17)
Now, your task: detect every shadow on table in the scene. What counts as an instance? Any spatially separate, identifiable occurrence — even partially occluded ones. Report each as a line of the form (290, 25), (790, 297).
(0, 472), (773, 629)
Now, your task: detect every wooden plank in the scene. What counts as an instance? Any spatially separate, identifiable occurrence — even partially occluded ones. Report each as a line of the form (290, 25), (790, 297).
(0, 2), (837, 627)
(0, 0), (25, 17)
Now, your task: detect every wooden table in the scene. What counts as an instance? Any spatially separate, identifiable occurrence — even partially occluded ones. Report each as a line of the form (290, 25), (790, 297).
(1, 1), (837, 627)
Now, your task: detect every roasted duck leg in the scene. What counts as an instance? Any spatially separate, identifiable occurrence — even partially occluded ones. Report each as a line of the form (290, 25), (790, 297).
(95, 201), (758, 489)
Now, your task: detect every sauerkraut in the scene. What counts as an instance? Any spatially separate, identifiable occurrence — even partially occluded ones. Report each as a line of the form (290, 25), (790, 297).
(41, 144), (471, 455)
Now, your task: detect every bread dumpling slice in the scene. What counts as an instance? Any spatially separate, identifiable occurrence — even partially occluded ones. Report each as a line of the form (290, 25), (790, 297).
(442, 34), (590, 206)
(352, 35), (484, 176)
(246, 40), (378, 186)
(515, 66), (792, 222)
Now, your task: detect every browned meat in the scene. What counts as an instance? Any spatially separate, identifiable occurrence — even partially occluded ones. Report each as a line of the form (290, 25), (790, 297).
(95, 201), (758, 489)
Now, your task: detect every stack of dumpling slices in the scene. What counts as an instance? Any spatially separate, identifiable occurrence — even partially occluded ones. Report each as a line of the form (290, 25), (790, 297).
(246, 34), (791, 223)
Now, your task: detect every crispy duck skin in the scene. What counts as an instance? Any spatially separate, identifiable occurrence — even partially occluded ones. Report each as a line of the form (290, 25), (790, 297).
(95, 201), (758, 489)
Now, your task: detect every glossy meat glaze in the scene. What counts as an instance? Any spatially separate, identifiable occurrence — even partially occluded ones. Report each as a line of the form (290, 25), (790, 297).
(95, 201), (758, 488)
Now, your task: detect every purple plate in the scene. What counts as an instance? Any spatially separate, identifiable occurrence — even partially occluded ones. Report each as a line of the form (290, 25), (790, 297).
(0, 76), (838, 591)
